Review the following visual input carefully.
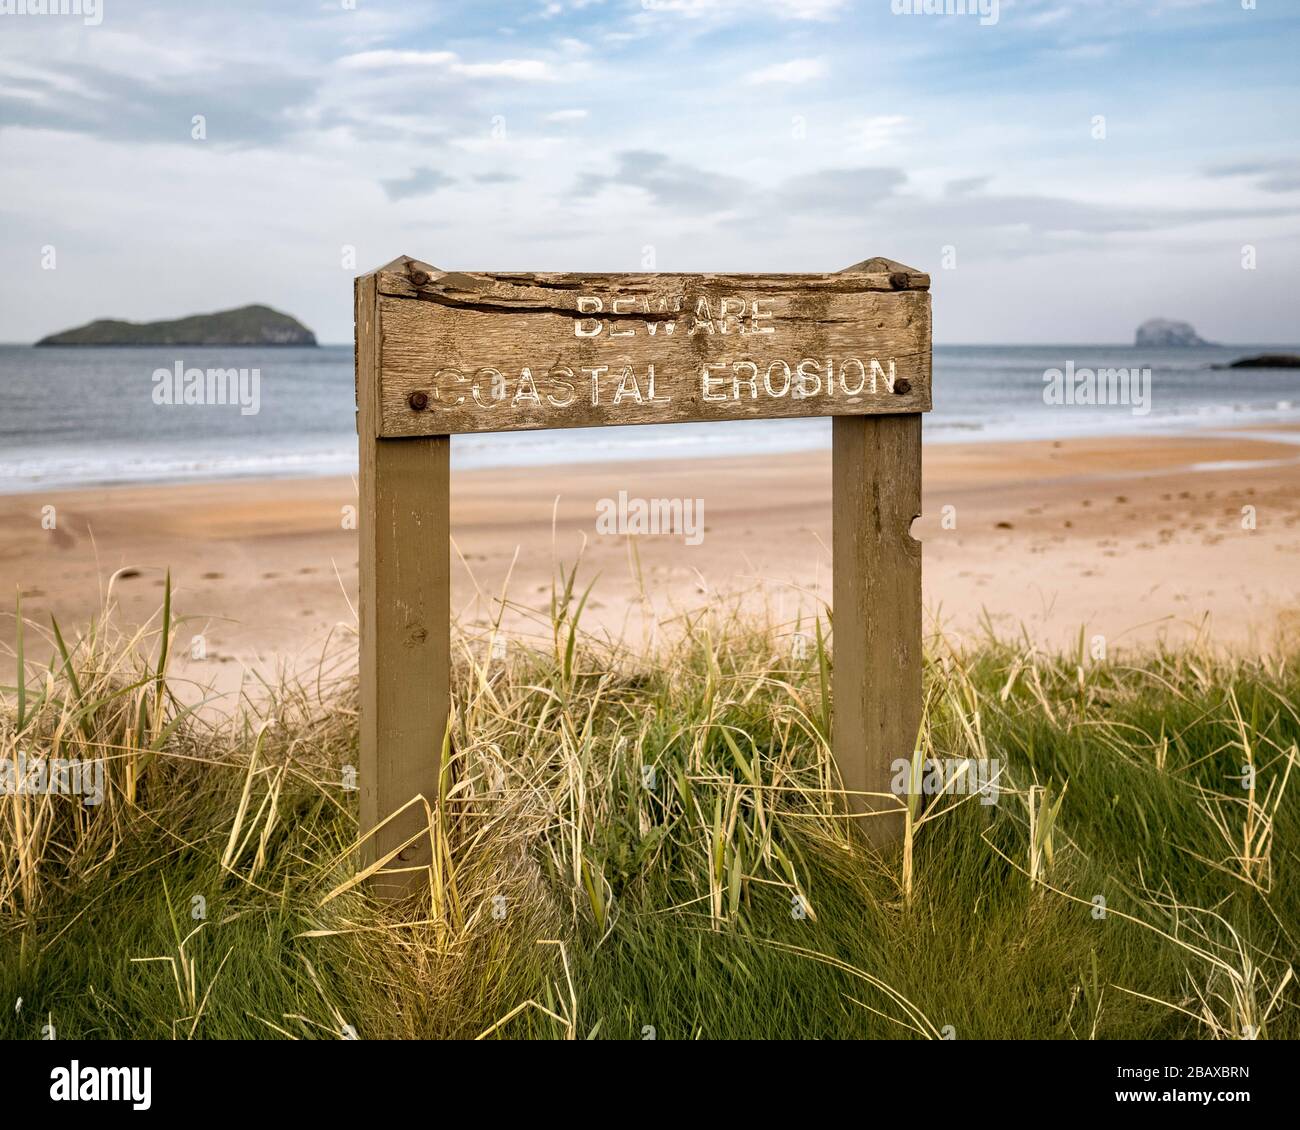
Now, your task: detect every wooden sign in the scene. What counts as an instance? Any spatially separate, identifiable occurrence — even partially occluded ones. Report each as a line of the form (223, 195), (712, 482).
(369, 260), (930, 437)
(356, 254), (930, 892)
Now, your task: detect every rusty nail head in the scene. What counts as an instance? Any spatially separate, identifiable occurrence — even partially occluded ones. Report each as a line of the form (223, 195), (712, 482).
(408, 390), (429, 411)
(409, 269), (430, 286)
(889, 271), (909, 290)
(894, 378), (912, 396)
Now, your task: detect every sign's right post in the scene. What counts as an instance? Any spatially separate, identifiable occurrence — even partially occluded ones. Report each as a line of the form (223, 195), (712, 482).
(832, 412), (923, 845)
(831, 255), (926, 844)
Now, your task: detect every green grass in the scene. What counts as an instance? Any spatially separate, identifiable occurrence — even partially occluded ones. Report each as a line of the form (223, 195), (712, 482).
(1, 577), (1296, 1040)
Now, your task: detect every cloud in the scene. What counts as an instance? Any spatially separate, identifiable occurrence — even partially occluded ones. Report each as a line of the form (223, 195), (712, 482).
(455, 60), (556, 81)
(745, 58), (826, 85)
(775, 167), (909, 215)
(574, 149), (747, 212)
(873, 179), (1300, 253)
(568, 152), (1298, 260)
(381, 167), (456, 201)
(847, 115), (909, 153)
(1205, 159), (1300, 194)
(474, 171), (522, 184)
(339, 50), (457, 69)
(545, 108), (589, 122)
(637, 0), (845, 20)
(0, 59), (317, 146)
(338, 50), (556, 81)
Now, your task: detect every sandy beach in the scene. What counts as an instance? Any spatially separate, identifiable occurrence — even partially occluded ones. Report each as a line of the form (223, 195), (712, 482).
(3, 426), (1299, 694)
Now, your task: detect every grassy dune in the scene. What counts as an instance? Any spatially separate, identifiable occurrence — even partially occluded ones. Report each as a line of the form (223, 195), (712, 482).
(1, 573), (1297, 1040)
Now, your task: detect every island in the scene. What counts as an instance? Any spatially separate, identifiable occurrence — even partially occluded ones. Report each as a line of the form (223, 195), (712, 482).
(1211, 353), (1300, 370)
(35, 304), (317, 347)
(1135, 318), (1210, 347)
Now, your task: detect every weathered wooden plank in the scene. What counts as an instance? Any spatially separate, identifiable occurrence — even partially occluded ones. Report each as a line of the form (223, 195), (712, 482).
(374, 256), (931, 302)
(370, 259), (931, 437)
(356, 273), (450, 894)
(831, 412), (922, 846)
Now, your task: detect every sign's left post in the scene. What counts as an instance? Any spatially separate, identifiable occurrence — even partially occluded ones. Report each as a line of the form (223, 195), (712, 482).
(355, 269), (450, 897)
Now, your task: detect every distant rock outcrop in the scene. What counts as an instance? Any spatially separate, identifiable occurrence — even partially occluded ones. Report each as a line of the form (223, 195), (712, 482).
(1212, 353), (1300, 370)
(1135, 318), (1210, 347)
(36, 304), (317, 347)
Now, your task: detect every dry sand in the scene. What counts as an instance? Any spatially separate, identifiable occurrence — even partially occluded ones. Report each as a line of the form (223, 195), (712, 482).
(2, 427), (1299, 698)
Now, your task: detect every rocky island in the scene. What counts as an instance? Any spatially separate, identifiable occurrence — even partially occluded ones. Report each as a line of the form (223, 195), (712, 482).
(1212, 353), (1300, 369)
(35, 304), (317, 347)
(1135, 318), (1211, 347)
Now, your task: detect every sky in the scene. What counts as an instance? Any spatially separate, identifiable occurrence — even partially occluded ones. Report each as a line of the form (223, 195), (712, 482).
(1, 0), (1297, 344)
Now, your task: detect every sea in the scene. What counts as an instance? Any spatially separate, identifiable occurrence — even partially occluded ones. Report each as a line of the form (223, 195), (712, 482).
(1, 343), (1298, 493)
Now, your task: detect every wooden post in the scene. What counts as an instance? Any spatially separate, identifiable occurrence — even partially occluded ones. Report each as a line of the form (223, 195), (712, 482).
(355, 271), (450, 893)
(832, 413), (923, 846)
